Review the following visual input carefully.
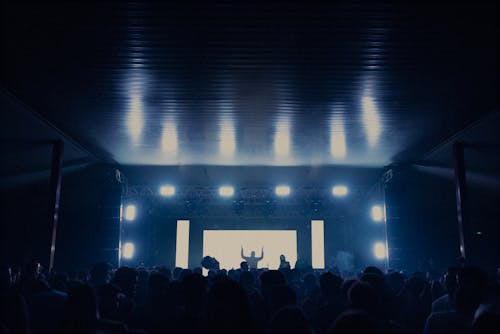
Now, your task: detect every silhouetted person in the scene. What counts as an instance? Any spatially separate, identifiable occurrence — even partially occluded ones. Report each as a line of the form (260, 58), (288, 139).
(240, 261), (249, 272)
(431, 267), (459, 313)
(61, 283), (99, 334)
(423, 266), (488, 334)
(0, 289), (31, 334)
(241, 247), (264, 269)
(329, 310), (380, 334)
(279, 255), (291, 270)
(112, 267), (138, 322)
(314, 272), (345, 334)
(269, 306), (312, 334)
(206, 279), (256, 333)
(89, 262), (112, 289)
(28, 278), (67, 334)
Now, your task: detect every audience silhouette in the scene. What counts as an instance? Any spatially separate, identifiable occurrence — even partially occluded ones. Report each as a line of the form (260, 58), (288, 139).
(0, 258), (499, 334)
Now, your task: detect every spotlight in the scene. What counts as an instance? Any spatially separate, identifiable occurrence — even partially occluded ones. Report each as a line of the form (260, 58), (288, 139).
(332, 185), (348, 197)
(373, 242), (387, 260)
(123, 242), (135, 259)
(218, 186), (234, 197)
(371, 205), (383, 222)
(275, 185), (291, 197)
(159, 185), (175, 197)
(124, 205), (136, 221)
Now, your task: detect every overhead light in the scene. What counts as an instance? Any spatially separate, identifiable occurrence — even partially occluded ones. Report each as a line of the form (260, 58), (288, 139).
(123, 242), (135, 259)
(127, 94), (144, 144)
(159, 185), (176, 197)
(330, 114), (346, 159)
(373, 242), (387, 260)
(218, 186), (234, 197)
(274, 119), (290, 157)
(161, 121), (178, 153)
(124, 205), (136, 221)
(332, 185), (348, 197)
(362, 95), (381, 147)
(219, 119), (236, 157)
(275, 185), (291, 197)
(371, 205), (384, 222)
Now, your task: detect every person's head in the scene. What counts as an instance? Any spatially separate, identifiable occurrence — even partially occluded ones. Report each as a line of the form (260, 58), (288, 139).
(239, 271), (255, 292)
(112, 266), (138, 298)
(260, 270), (286, 300)
(173, 267), (183, 280)
(240, 261), (249, 272)
(63, 283), (98, 332)
(362, 266), (384, 278)
(386, 271), (405, 295)
(270, 306), (312, 334)
(303, 273), (317, 290)
(329, 310), (378, 334)
(444, 267), (459, 294)
(147, 272), (170, 304)
(269, 285), (297, 313)
(251, 251), (255, 257)
(280, 254), (286, 262)
(206, 280), (254, 333)
(89, 262), (112, 287)
(341, 279), (358, 305)
(320, 272), (343, 300)
(97, 283), (121, 318)
(348, 281), (379, 313)
(455, 266), (487, 316)
(182, 273), (207, 312)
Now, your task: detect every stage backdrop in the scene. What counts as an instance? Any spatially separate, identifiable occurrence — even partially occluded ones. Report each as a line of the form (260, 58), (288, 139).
(203, 230), (297, 270)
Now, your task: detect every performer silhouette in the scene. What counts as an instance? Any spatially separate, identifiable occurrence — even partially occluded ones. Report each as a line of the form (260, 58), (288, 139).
(241, 246), (264, 269)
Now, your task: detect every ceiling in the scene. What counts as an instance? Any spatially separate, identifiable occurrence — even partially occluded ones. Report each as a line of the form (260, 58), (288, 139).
(2, 1), (498, 167)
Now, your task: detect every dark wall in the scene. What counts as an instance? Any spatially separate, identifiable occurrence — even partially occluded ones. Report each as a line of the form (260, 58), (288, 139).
(385, 165), (500, 274)
(0, 179), (50, 266)
(0, 164), (122, 271)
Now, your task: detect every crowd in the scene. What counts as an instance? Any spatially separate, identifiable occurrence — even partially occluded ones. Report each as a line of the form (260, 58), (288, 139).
(0, 260), (499, 334)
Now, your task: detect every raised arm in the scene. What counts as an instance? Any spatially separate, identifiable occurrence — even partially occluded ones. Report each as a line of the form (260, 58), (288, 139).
(241, 246), (248, 261)
(257, 247), (264, 260)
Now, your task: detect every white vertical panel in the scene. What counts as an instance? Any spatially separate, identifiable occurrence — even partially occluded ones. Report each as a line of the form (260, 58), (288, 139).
(311, 220), (325, 269)
(175, 220), (190, 268)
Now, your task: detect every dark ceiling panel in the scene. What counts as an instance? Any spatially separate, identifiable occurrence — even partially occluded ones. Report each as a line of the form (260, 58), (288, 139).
(2, 2), (498, 166)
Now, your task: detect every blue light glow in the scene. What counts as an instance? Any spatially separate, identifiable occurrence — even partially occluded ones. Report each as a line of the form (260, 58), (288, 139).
(159, 185), (175, 197)
(373, 242), (387, 260)
(123, 242), (135, 259)
(124, 204), (136, 221)
(218, 186), (235, 197)
(332, 185), (349, 197)
(275, 185), (291, 197)
(371, 205), (384, 222)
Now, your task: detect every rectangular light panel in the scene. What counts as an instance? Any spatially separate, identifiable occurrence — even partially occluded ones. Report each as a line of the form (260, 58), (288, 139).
(203, 230), (297, 271)
(311, 220), (325, 269)
(175, 220), (190, 268)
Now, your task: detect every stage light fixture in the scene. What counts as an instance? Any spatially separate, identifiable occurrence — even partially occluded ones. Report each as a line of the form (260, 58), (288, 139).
(124, 205), (136, 221)
(275, 185), (291, 197)
(159, 185), (175, 196)
(371, 205), (384, 222)
(332, 185), (348, 197)
(123, 242), (135, 259)
(218, 186), (234, 197)
(373, 242), (387, 260)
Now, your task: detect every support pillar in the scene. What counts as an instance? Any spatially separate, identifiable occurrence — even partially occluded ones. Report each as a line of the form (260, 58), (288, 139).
(453, 142), (468, 261)
(48, 140), (64, 272)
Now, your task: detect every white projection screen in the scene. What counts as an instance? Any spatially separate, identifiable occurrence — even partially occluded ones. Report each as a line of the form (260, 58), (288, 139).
(203, 230), (297, 270)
